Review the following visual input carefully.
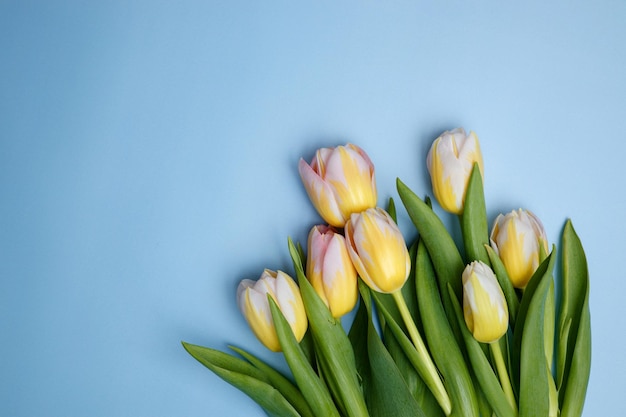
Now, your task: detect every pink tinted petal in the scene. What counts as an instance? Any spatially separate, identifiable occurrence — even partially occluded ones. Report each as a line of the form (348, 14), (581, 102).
(345, 218), (382, 293)
(347, 143), (375, 171)
(298, 158), (346, 226)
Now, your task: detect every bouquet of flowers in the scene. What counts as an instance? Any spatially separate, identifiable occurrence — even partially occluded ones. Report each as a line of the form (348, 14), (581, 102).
(183, 128), (591, 417)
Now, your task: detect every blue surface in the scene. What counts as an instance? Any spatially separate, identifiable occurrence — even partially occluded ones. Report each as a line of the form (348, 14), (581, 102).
(1, 2), (624, 416)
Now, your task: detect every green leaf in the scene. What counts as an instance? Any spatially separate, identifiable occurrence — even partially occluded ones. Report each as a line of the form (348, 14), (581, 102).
(446, 287), (518, 417)
(182, 341), (267, 381)
(510, 247), (555, 388)
(288, 238), (369, 417)
(485, 245), (520, 327)
(396, 178), (465, 299)
(396, 178), (465, 344)
(230, 346), (316, 417)
(387, 197), (397, 223)
(369, 289), (450, 415)
(544, 280), (556, 369)
(384, 325), (445, 417)
(182, 342), (300, 417)
(348, 293), (372, 399)
(415, 240), (479, 417)
(557, 220), (591, 417)
(359, 283), (427, 417)
(268, 297), (340, 417)
(459, 163), (490, 264)
(515, 249), (556, 417)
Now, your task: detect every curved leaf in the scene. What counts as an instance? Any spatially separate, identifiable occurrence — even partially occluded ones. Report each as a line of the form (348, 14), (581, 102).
(446, 288), (518, 417)
(415, 241), (479, 417)
(288, 238), (369, 417)
(269, 298), (340, 417)
(230, 346), (316, 417)
(485, 245), (520, 327)
(359, 283), (427, 417)
(515, 250), (556, 417)
(182, 342), (300, 417)
(557, 220), (591, 417)
(459, 163), (490, 264)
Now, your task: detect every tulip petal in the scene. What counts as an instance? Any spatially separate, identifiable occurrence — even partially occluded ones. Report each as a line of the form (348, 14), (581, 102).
(298, 158), (346, 226)
(324, 146), (377, 218)
(322, 234), (357, 317)
(345, 216), (383, 293)
(355, 209), (409, 293)
(426, 129), (483, 214)
(491, 209), (546, 289)
(244, 288), (280, 352)
(287, 237), (370, 417)
(274, 271), (308, 341)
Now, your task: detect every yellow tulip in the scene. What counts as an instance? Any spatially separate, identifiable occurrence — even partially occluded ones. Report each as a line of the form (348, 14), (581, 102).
(237, 269), (308, 352)
(490, 209), (549, 289)
(298, 144), (377, 227)
(306, 225), (358, 318)
(462, 261), (509, 344)
(344, 207), (411, 294)
(426, 128), (484, 214)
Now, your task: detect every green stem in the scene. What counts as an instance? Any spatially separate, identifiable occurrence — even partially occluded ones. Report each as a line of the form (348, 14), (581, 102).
(490, 340), (517, 414)
(391, 290), (452, 415)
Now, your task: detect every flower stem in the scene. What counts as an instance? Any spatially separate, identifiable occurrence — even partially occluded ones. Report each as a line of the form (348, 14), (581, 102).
(490, 340), (517, 413)
(391, 290), (452, 415)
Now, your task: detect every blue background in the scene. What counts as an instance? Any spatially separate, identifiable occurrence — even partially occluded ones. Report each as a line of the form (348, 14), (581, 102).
(1, 1), (624, 416)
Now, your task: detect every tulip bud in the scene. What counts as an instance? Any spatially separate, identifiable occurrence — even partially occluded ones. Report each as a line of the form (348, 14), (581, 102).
(490, 209), (549, 289)
(306, 225), (358, 318)
(426, 128), (484, 214)
(298, 144), (377, 227)
(462, 261), (509, 344)
(237, 269), (308, 352)
(344, 207), (411, 294)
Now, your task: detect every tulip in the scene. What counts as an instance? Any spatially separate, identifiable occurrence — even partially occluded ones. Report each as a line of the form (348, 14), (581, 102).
(462, 261), (509, 344)
(298, 144), (377, 227)
(344, 207), (411, 294)
(306, 225), (358, 318)
(490, 208), (549, 289)
(426, 128), (484, 214)
(237, 269), (308, 352)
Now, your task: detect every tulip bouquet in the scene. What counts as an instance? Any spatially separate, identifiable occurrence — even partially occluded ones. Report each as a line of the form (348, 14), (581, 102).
(183, 128), (591, 417)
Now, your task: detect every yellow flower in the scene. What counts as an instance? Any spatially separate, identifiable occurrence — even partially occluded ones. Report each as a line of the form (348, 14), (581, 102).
(344, 207), (411, 293)
(237, 269), (308, 352)
(306, 225), (358, 318)
(490, 209), (549, 289)
(426, 128), (484, 214)
(298, 144), (377, 227)
(462, 261), (509, 344)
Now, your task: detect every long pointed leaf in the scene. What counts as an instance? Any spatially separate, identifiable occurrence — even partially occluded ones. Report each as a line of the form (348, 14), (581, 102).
(415, 240), (479, 417)
(384, 325), (445, 417)
(396, 178), (465, 299)
(459, 163), (490, 264)
(269, 298), (340, 417)
(557, 220), (591, 417)
(288, 238), (369, 417)
(182, 342), (300, 417)
(510, 247), (555, 389)
(446, 287), (518, 417)
(486, 245), (520, 327)
(370, 289), (449, 415)
(516, 250), (556, 417)
(359, 283), (427, 417)
(230, 346), (316, 417)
